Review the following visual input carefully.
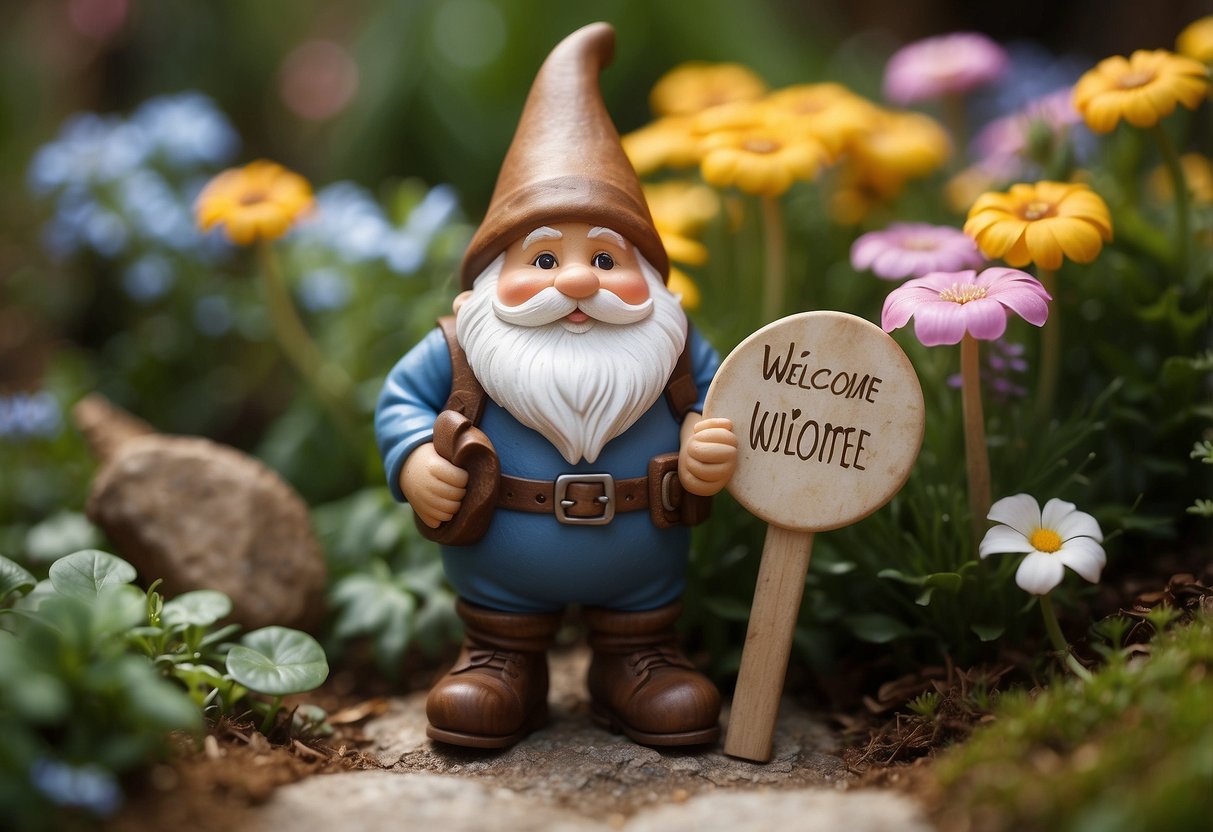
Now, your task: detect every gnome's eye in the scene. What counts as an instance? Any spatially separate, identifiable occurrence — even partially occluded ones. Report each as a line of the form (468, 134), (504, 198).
(593, 252), (615, 270)
(533, 253), (557, 269)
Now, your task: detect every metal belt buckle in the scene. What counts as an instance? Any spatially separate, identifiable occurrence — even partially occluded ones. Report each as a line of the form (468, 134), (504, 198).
(554, 473), (615, 525)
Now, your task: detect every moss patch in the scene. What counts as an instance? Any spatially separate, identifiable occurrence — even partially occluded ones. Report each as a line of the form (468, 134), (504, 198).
(933, 614), (1213, 832)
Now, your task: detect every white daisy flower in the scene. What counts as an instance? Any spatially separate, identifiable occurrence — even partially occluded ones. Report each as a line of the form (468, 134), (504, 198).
(979, 494), (1106, 595)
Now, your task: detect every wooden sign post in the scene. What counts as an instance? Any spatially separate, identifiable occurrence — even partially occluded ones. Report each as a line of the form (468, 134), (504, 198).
(704, 311), (925, 763)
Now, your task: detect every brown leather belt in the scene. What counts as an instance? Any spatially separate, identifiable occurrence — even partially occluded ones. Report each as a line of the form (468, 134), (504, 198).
(498, 472), (649, 525)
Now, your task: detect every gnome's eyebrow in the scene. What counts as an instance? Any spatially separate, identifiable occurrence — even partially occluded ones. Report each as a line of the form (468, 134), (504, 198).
(587, 227), (627, 249)
(523, 226), (562, 250)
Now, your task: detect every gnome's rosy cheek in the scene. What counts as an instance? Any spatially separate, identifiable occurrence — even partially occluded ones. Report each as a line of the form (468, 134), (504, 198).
(596, 266), (650, 305)
(496, 264), (555, 307)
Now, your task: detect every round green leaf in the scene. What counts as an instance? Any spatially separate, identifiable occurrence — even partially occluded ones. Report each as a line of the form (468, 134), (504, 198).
(162, 590), (232, 628)
(225, 626), (329, 695)
(0, 554), (36, 602)
(48, 550), (137, 600)
(24, 512), (103, 565)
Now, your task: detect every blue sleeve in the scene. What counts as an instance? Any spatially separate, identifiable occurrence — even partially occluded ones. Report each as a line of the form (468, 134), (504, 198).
(374, 328), (453, 502)
(688, 325), (721, 414)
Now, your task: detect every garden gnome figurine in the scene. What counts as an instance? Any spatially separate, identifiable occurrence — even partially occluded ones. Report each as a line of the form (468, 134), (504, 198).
(376, 22), (738, 749)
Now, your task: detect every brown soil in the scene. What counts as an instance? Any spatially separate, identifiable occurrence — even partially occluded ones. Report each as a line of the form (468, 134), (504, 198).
(106, 716), (381, 832)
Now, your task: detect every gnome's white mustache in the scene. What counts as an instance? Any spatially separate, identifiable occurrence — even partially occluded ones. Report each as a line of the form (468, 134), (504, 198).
(492, 286), (654, 327)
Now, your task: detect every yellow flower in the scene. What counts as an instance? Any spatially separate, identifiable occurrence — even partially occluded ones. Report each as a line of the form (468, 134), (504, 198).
(622, 117), (701, 176)
(964, 181), (1113, 270)
(1177, 16), (1213, 63)
(944, 166), (1001, 216)
(658, 229), (709, 267)
(700, 124), (828, 197)
(667, 266), (702, 310)
(764, 83), (880, 158)
(690, 99), (769, 136)
(827, 172), (885, 226)
(1072, 49), (1209, 133)
(1149, 152), (1213, 204)
(846, 110), (952, 196)
(650, 62), (767, 118)
(195, 160), (314, 245)
(643, 181), (720, 237)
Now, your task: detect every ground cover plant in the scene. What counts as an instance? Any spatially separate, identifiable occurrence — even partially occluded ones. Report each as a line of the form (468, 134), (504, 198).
(0, 549), (327, 829)
(0, 2), (1210, 829)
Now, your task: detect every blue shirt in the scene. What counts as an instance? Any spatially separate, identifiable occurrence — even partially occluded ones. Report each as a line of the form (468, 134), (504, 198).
(375, 325), (720, 613)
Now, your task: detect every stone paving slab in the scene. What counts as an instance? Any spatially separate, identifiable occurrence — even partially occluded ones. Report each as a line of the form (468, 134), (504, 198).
(240, 649), (932, 832)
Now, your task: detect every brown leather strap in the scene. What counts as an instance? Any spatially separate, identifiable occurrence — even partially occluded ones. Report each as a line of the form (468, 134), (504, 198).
(438, 316), (488, 426)
(416, 410), (500, 545)
(664, 324), (699, 422)
(498, 473), (649, 516)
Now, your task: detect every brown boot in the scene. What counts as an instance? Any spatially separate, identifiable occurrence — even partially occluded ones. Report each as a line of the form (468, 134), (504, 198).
(425, 599), (562, 749)
(583, 601), (721, 747)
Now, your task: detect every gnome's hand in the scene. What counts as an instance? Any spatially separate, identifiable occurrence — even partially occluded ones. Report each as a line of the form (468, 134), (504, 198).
(401, 442), (469, 528)
(678, 416), (738, 497)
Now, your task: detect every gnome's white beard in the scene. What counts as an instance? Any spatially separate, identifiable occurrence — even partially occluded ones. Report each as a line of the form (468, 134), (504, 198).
(457, 255), (688, 465)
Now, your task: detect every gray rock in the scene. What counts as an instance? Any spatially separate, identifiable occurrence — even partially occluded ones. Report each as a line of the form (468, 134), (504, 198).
(245, 771), (597, 832)
(76, 394), (327, 631)
(242, 649), (932, 831)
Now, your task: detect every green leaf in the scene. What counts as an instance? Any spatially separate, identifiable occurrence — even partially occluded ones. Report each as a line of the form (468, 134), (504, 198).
(877, 568), (926, 586)
(843, 612), (912, 644)
(117, 656), (204, 732)
(815, 560), (857, 576)
(226, 626), (329, 695)
(0, 554), (36, 602)
(332, 569), (415, 629)
(0, 633), (70, 720)
(971, 624), (1006, 642)
(23, 512), (103, 565)
(48, 550), (137, 600)
(198, 623), (242, 649)
(162, 590), (233, 628)
(90, 585), (148, 637)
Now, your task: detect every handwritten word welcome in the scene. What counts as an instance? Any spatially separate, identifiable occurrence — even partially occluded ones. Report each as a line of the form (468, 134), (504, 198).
(761, 342), (883, 404)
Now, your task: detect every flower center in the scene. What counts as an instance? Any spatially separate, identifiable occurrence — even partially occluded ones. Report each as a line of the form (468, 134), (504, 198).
(239, 190), (269, 206)
(743, 138), (780, 154)
(902, 237), (939, 252)
(1022, 200), (1055, 221)
(1118, 69), (1156, 90)
(1029, 528), (1063, 553)
(938, 283), (987, 304)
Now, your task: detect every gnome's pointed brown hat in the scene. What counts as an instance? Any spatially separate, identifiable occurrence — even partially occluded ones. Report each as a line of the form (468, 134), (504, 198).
(459, 22), (668, 289)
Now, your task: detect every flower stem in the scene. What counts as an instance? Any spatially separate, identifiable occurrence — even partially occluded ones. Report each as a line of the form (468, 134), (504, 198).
(942, 93), (969, 160)
(1039, 593), (1094, 682)
(257, 241), (359, 442)
(760, 195), (788, 324)
(1151, 123), (1189, 277)
(961, 334), (991, 554)
(1034, 269), (1059, 423)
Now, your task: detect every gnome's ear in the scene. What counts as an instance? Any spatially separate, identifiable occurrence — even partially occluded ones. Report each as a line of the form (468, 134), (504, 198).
(452, 290), (474, 316)
(459, 22), (668, 291)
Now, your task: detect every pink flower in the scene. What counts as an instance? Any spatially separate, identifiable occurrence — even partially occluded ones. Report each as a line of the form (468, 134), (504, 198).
(881, 268), (1050, 346)
(851, 222), (985, 280)
(972, 87), (1082, 177)
(884, 33), (1009, 106)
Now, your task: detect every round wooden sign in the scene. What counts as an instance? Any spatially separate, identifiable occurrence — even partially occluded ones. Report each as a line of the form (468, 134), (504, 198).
(705, 311), (925, 533)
